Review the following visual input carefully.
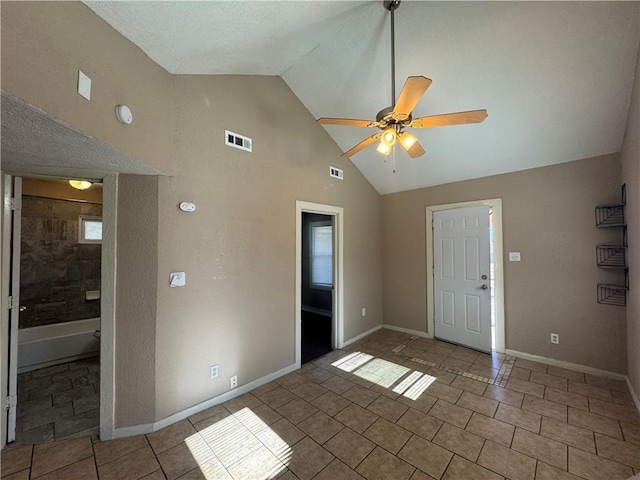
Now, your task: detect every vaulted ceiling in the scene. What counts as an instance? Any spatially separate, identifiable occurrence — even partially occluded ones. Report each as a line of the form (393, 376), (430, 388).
(84, 1), (640, 194)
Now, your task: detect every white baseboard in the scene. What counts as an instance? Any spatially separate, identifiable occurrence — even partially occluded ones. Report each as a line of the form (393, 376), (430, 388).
(113, 362), (299, 439)
(505, 349), (626, 381)
(626, 377), (640, 415)
(341, 325), (382, 347)
(382, 324), (433, 339)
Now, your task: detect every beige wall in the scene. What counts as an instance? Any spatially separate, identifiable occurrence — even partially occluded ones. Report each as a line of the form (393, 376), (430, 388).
(1, 2), (384, 427)
(382, 155), (627, 373)
(22, 178), (103, 203)
(621, 44), (640, 400)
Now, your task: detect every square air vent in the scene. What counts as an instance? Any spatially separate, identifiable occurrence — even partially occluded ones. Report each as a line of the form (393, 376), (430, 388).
(225, 130), (252, 152)
(329, 166), (344, 180)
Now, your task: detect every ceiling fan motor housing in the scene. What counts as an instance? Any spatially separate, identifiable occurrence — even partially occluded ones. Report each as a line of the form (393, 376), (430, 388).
(376, 106), (412, 130)
(384, 0), (401, 12)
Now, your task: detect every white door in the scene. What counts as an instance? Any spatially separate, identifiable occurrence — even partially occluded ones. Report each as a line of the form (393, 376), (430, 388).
(3, 175), (21, 442)
(433, 206), (491, 352)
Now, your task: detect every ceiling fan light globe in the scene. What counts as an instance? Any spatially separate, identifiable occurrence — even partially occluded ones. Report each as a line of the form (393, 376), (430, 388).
(68, 180), (93, 190)
(380, 128), (397, 146)
(376, 142), (392, 155)
(399, 132), (417, 149)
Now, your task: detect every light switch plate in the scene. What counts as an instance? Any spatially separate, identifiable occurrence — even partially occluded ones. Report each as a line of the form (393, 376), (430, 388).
(77, 71), (91, 101)
(509, 252), (521, 262)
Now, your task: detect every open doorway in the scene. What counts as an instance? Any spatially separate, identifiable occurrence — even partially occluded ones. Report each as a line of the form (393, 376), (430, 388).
(295, 201), (344, 366)
(11, 177), (103, 444)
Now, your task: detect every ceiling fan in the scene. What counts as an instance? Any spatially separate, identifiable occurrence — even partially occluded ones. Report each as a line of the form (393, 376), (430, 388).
(317, 0), (488, 159)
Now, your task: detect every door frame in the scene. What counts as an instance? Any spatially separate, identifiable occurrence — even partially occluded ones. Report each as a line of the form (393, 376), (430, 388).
(426, 199), (505, 353)
(1, 172), (118, 446)
(295, 201), (344, 366)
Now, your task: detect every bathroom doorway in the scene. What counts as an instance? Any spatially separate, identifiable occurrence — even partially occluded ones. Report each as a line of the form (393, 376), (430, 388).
(12, 176), (103, 443)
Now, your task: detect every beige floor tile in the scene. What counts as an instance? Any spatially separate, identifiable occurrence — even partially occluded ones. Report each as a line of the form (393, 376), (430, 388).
(449, 346), (480, 364)
(429, 367), (458, 384)
(429, 344), (456, 357)
(324, 427), (375, 468)
(473, 354), (503, 370)
(505, 377), (545, 398)
(311, 390), (351, 416)
(568, 446), (633, 480)
(226, 445), (285, 480)
(322, 375), (355, 395)
(363, 418), (411, 454)
(529, 371), (568, 390)
(509, 366), (531, 381)
(421, 381), (463, 403)
(484, 384), (524, 408)
(275, 372), (308, 390)
(1, 444), (32, 477)
(366, 395), (408, 422)
(612, 389), (635, 406)
(356, 446), (415, 480)
(275, 398), (318, 425)
(568, 381), (613, 402)
(588, 397), (640, 424)
(433, 423), (484, 462)
(147, 419), (197, 455)
(467, 364), (499, 380)
(235, 403), (282, 432)
(291, 382), (328, 402)
(428, 399), (472, 428)
(621, 421), (640, 445)
(157, 438), (215, 480)
(222, 393), (262, 414)
(398, 391), (438, 414)
(568, 407), (623, 439)
(257, 387), (298, 410)
(176, 457), (232, 479)
(514, 358), (547, 373)
(3, 469), (31, 480)
(584, 374), (629, 392)
(250, 381), (279, 398)
(97, 445), (161, 480)
(35, 457), (97, 480)
(409, 469), (438, 480)
(442, 455), (503, 480)
(297, 410), (343, 444)
(140, 470), (166, 479)
(208, 424), (263, 468)
(187, 404), (229, 425)
(477, 440), (536, 480)
(450, 376), (488, 395)
(342, 385), (380, 408)
(456, 391), (498, 417)
(287, 437), (334, 480)
(522, 395), (567, 422)
(302, 369), (335, 384)
(313, 458), (365, 480)
(335, 404), (379, 434)
(93, 435), (149, 466)
(194, 412), (242, 445)
(544, 387), (589, 411)
(535, 461), (584, 480)
(396, 408), (443, 441)
(398, 435), (453, 479)
(511, 427), (567, 470)
(546, 366), (585, 383)
(440, 357), (473, 373)
(465, 412), (514, 447)
(595, 432), (640, 469)
(540, 416), (595, 453)
(255, 419), (305, 460)
(494, 402), (541, 433)
(31, 437), (93, 478)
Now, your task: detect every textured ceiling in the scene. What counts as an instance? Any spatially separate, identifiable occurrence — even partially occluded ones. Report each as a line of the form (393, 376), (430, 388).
(84, 1), (640, 194)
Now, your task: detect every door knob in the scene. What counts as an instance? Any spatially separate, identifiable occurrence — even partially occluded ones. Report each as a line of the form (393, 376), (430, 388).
(481, 275), (487, 280)
(19, 306), (27, 312)
(481, 284), (488, 290)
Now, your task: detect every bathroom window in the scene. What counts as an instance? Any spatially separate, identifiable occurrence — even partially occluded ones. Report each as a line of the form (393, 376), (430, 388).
(79, 216), (102, 244)
(310, 221), (333, 290)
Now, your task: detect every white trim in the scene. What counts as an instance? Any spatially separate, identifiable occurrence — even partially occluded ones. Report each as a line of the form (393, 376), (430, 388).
(18, 353), (98, 374)
(626, 377), (640, 415)
(426, 199), (505, 353)
(295, 201), (344, 366)
(342, 325), (383, 347)
(506, 349), (627, 381)
(382, 324), (433, 339)
(113, 362), (299, 439)
(100, 173), (118, 441)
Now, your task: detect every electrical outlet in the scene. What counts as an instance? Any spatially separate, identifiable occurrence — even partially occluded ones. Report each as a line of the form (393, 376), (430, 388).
(550, 333), (559, 344)
(230, 375), (238, 389)
(210, 365), (219, 379)
(361, 308), (366, 316)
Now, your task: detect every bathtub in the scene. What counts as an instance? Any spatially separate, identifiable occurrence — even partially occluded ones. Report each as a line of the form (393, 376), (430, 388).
(17, 318), (100, 373)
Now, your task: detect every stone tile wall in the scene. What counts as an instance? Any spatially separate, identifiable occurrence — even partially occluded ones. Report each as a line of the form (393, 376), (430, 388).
(19, 196), (102, 329)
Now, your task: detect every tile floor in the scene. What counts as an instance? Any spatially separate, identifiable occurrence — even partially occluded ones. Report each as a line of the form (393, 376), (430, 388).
(2, 329), (639, 480)
(14, 357), (100, 444)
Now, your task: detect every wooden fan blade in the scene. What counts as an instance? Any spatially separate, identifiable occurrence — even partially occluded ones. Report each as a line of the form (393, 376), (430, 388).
(411, 109), (488, 129)
(398, 132), (426, 158)
(342, 134), (381, 158)
(392, 76), (432, 120)
(317, 118), (379, 128)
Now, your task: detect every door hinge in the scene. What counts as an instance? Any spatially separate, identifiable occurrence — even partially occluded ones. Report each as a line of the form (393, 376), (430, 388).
(5, 395), (17, 410)
(10, 197), (21, 211)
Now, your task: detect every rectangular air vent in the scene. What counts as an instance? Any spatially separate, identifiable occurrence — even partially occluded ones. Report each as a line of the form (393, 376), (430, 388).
(330, 166), (344, 180)
(225, 130), (252, 152)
